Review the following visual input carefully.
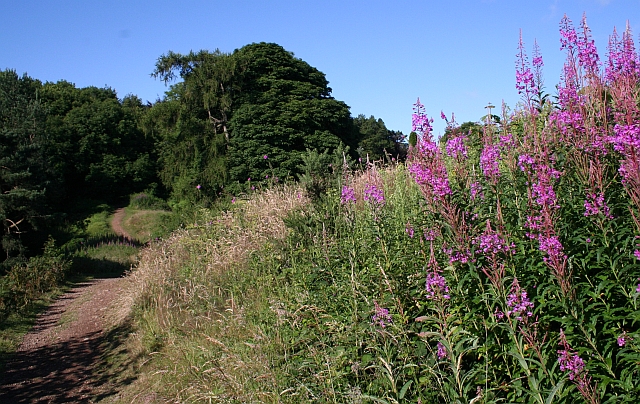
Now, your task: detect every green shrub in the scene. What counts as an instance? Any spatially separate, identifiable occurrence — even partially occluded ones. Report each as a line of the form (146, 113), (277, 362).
(0, 238), (70, 322)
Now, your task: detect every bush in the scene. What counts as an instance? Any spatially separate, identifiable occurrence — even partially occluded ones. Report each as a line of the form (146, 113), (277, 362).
(0, 238), (70, 322)
(129, 192), (170, 210)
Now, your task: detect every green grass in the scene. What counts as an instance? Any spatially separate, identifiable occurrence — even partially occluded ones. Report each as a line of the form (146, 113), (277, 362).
(0, 199), (172, 375)
(121, 208), (176, 243)
(0, 287), (66, 372)
(84, 206), (117, 238)
(106, 186), (308, 403)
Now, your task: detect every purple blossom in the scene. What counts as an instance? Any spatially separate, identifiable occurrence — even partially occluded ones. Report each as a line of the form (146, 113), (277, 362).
(263, 154), (268, 159)
(617, 333), (627, 347)
(424, 228), (439, 241)
(560, 15), (578, 52)
(372, 301), (392, 328)
(480, 145), (501, 180)
(558, 347), (585, 381)
(558, 330), (587, 382)
(499, 133), (516, 150)
(442, 245), (471, 265)
(364, 184), (385, 206)
(516, 32), (537, 100)
(609, 123), (640, 154)
(636, 282), (640, 293)
(405, 222), (414, 238)
(445, 135), (468, 159)
(470, 181), (483, 201)
(341, 186), (356, 204)
(476, 222), (514, 256)
(584, 193), (613, 219)
(518, 154), (535, 173)
(558, 329), (599, 402)
(605, 24), (639, 83)
(437, 341), (447, 359)
(577, 15), (601, 75)
(412, 98), (433, 136)
(505, 278), (534, 320)
(196, 184), (201, 190)
(408, 137), (451, 203)
(538, 235), (566, 264)
(426, 272), (450, 300)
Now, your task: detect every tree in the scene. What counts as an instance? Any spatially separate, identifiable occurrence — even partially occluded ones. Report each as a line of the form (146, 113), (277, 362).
(0, 70), (51, 261)
(41, 82), (157, 202)
(352, 114), (407, 161)
(149, 42), (357, 197)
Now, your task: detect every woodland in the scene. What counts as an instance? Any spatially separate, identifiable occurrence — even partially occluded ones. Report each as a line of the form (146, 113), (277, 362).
(0, 42), (406, 268)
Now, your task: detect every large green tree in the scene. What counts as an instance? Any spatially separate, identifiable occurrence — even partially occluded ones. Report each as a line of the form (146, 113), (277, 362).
(150, 42), (358, 198)
(0, 71), (52, 261)
(352, 114), (407, 161)
(227, 43), (356, 185)
(40, 82), (157, 202)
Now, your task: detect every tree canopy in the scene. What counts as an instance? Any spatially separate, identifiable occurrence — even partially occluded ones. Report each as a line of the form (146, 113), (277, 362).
(149, 43), (366, 199)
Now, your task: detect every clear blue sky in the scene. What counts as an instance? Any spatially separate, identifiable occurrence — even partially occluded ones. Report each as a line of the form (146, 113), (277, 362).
(1, 0), (638, 136)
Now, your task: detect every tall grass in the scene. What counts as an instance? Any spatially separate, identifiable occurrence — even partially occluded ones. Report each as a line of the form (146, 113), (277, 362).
(113, 185), (310, 402)
(111, 14), (640, 403)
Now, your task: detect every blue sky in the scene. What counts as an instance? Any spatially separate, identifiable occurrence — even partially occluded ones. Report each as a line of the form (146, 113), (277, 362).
(1, 1), (638, 136)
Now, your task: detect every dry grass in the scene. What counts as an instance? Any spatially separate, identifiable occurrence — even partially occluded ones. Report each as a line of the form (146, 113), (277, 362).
(108, 185), (310, 403)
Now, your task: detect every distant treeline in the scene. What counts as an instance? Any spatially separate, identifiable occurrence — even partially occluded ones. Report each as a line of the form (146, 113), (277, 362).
(0, 42), (407, 265)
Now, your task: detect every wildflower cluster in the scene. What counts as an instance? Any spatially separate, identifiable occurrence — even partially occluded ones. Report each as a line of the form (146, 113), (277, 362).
(341, 185), (356, 204)
(475, 221), (514, 257)
(445, 134), (467, 160)
(584, 192), (613, 218)
(480, 144), (501, 181)
(363, 184), (385, 206)
(558, 330), (599, 403)
(426, 272), (450, 300)
(505, 278), (534, 321)
(408, 99), (451, 205)
(372, 301), (392, 328)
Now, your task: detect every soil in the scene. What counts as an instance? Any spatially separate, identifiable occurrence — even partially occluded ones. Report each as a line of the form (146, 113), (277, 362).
(111, 208), (131, 240)
(0, 208), (134, 403)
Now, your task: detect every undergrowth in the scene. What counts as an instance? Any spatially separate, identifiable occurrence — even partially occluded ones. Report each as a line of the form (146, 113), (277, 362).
(113, 15), (640, 403)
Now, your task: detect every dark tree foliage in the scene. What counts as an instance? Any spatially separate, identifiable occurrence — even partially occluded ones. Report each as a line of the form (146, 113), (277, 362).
(40, 82), (157, 202)
(150, 42), (358, 198)
(0, 70), (158, 263)
(228, 43), (355, 185)
(352, 114), (407, 161)
(0, 71), (52, 262)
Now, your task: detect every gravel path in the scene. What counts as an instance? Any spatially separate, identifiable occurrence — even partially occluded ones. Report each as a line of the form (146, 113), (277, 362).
(111, 208), (133, 240)
(0, 209), (132, 403)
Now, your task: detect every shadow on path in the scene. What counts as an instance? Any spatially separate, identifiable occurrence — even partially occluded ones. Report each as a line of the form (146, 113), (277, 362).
(0, 279), (137, 403)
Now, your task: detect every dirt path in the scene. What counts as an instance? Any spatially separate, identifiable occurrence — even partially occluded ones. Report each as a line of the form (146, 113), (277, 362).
(0, 210), (133, 403)
(111, 208), (132, 240)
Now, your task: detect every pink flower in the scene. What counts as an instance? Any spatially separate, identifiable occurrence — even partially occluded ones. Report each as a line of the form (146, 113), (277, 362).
(372, 301), (392, 328)
(437, 341), (447, 359)
(263, 155), (268, 159)
(405, 222), (415, 238)
(364, 184), (385, 206)
(426, 272), (450, 300)
(505, 278), (534, 320)
(480, 145), (501, 180)
(341, 186), (356, 204)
